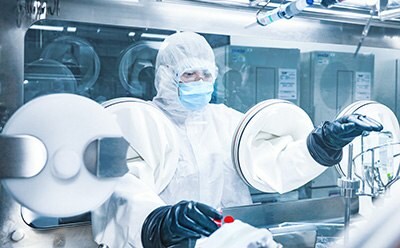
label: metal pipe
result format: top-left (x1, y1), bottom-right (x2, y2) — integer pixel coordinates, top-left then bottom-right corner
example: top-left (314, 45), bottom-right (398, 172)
top-left (379, 7), bottom-right (400, 21)
top-left (343, 143), bottom-right (354, 246)
top-left (344, 143), bottom-right (353, 228)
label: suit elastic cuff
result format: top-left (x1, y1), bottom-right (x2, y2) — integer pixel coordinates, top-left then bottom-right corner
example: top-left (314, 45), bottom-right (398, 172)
top-left (307, 132), bottom-right (343, 167)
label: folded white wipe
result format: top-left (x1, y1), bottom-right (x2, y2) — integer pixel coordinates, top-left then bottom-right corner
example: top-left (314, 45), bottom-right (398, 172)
top-left (196, 220), bottom-right (282, 248)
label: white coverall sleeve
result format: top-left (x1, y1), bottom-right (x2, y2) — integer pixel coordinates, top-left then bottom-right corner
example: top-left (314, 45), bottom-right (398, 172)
top-left (242, 132), bottom-right (326, 194)
top-left (92, 171), bottom-right (165, 248)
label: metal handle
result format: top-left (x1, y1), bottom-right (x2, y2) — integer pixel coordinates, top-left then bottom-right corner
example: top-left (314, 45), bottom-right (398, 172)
top-left (0, 134), bottom-right (47, 178)
top-left (83, 137), bottom-right (130, 178)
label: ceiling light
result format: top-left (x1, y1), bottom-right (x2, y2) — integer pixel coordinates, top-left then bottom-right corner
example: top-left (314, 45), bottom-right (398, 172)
top-left (141, 33), bottom-right (169, 40)
top-left (29, 25), bottom-right (64, 32)
top-left (66, 27), bottom-right (77, 32)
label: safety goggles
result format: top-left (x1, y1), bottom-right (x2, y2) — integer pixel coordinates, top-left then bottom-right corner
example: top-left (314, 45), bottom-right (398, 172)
top-left (177, 68), bottom-right (215, 83)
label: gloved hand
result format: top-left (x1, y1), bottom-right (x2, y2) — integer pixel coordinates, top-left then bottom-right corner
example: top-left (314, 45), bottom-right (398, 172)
top-left (141, 200), bottom-right (223, 248)
top-left (320, 0), bottom-right (341, 8)
top-left (307, 114), bottom-right (383, 166)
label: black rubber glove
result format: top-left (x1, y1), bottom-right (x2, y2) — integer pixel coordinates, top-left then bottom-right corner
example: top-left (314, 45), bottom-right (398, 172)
top-left (307, 114), bottom-right (383, 166)
top-left (320, 0), bottom-right (340, 8)
top-left (141, 200), bottom-right (223, 248)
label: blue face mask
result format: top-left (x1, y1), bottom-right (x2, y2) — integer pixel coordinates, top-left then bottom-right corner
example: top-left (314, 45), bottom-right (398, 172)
top-left (177, 80), bottom-right (214, 111)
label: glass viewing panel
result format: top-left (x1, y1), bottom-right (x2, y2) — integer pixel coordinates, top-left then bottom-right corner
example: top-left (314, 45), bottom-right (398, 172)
top-left (23, 19), bottom-right (372, 229)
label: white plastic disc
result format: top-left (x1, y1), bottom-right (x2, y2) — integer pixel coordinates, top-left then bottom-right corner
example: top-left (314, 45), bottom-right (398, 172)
top-left (102, 97), bottom-right (178, 194)
top-left (2, 94), bottom-right (123, 217)
top-left (232, 99), bottom-right (314, 192)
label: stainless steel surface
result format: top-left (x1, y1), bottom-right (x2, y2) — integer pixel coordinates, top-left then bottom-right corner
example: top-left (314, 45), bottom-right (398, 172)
top-left (273, 231), bottom-right (317, 248)
top-left (270, 222), bottom-right (345, 248)
top-left (0, 135), bottom-right (47, 178)
top-left (222, 196), bottom-right (358, 227)
top-left (20, 207), bottom-right (91, 229)
top-left (0, 1), bottom-right (28, 119)
top-left (222, 197), bottom-right (354, 247)
top-left (1, 183), bottom-right (97, 247)
top-left (271, 225), bottom-right (317, 248)
top-left (84, 137), bottom-right (129, 178)
top-left (1, 208), bottom-right (96, 248)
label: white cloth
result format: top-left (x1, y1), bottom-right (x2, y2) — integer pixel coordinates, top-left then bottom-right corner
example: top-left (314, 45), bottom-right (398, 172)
top-left (92, 31), bottom-right (327, 248)
top-left (195, 220), bottom-right (282, 248)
